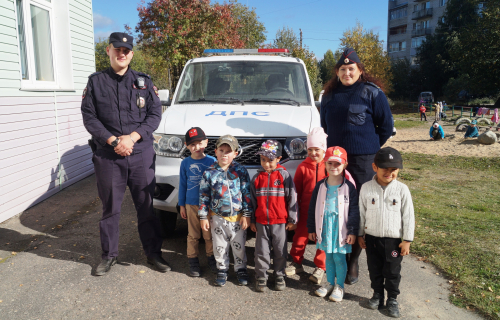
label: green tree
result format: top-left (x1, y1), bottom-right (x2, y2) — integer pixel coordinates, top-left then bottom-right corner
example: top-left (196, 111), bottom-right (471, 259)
top-left (94, 38), bottom-right (170, 89)
top-left (318, 49), bottom-right (335, 85)
top-left (389, 58), bottom-right (423, 101)
top-left (292, 46), bottom-right (321, 99)
top-left (448, 0), bottom-right (500, 97)
top-left (337, 21), bottom-right (392, 93)
top-left (94, 38), bottom-right (109, 72)
top-left (415, 0), bottom-right (499, 99)
top-left (271, 26), bottom-right (299, 51)
top-left (230, 0), bottom-right (266, 48)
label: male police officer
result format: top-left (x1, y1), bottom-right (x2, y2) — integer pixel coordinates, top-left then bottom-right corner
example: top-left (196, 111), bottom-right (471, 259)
top-left (81, 32), bottom-right (170, 275)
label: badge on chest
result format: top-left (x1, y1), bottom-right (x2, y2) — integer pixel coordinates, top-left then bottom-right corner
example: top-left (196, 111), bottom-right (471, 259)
top-left (137, 95), bottom-right (145, 108)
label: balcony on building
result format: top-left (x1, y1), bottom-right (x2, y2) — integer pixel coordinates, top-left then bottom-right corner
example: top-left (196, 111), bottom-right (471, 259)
top-left (389, 25), bottom-right (408, 36)
top-left (412, 7), bottom-right (433, 20)
top-left (411, 28), bottom-right (432, 37)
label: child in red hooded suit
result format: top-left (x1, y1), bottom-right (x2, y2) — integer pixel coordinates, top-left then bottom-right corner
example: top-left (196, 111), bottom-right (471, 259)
top-left (286, 127), bottom-right (356, 284)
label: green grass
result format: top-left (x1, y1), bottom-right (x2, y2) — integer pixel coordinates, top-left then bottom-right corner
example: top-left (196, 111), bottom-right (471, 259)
top-left (394, 119), bottom-right (426, 129)
top-left (401, 152), bottom-right (500, 319)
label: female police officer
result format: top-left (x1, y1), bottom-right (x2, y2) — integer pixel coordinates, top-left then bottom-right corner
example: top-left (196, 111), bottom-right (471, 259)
top-left (320, 48), bottom-right (393, 284)
top-left (81, 32), bottom-right (170, 275)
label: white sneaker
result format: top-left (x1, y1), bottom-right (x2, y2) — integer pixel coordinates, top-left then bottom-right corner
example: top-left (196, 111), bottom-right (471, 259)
top-left (329, 284), bottom-right (344, 302)
top-left (309, 267), bottom-right (325, 284)
top-left (315, 283), bottom-right (334, 297)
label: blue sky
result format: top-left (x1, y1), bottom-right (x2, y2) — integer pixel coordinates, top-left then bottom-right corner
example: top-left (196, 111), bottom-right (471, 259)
top-left (92, 0), bottom-right (389, 60)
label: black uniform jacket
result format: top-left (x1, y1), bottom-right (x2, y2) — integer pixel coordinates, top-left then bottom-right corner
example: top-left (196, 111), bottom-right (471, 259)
top-left (81, 67), bottom-right (162, 153)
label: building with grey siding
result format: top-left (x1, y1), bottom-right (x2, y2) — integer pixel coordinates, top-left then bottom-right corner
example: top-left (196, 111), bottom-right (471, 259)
top-left (0, 0), bottom-right (95, 223)
top-left (387, 0), bottom-right (448, 63)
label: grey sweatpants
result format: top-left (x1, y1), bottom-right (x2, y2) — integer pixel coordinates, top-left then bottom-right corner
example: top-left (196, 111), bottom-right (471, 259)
top-left (254, 223), bottom-right (287, 279)
top-left (210, 215), bottom-right (247, 272)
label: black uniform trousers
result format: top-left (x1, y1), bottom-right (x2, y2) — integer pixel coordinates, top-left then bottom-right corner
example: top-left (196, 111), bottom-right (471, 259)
top-left (346, 154), bottom-right (376, 274)
top-left (93, 146), bottom-right (162, 259)
top-left (365, 234), bottom-right (403, 299)
top-left (346, 154), bottom-right (376, 187)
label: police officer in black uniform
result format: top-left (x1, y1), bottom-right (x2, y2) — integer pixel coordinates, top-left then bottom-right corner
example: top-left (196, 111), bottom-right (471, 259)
top-left (81, 32), bottom-right (170, 275)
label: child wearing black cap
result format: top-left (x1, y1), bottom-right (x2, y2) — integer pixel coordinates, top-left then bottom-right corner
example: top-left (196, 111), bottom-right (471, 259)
top-left (179, 127), bottom-right (217, 277)
top-left (357, 147), bottom-right (415, 318)
top-left (250, 140), bottom-right (298, 292)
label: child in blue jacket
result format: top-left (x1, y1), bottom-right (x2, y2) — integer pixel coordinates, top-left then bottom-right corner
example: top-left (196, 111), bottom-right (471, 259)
top-left (429, 121), bottom-right (445, 140)
top-left (464, 120), bottom-right (479, 138)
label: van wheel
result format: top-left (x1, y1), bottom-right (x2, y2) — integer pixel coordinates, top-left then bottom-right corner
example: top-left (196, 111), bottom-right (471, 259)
top-left (154, 208), bottom-right (177, 238)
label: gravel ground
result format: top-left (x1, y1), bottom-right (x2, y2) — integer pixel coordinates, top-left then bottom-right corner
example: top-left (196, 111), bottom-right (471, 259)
top-left (0, 175), bottom-right (484, 320)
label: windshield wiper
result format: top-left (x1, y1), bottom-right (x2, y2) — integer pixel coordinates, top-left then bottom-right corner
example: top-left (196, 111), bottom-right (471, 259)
top-left (178, 98), bottom-right (244, 105)
top-left (246, 98), bottom-right (301, 106)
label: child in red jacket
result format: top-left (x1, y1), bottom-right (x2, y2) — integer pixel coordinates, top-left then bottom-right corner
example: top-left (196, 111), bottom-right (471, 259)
top-left (250, 140), bottom-right (298, 292)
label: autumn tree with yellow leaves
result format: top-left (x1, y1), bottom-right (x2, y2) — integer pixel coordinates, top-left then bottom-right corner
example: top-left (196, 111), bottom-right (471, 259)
top-left (334, 21), bottom-right (392, 93)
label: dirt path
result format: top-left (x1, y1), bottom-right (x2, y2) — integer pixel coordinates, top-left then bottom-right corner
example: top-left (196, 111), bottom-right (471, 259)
top-left (385, 121), bottom-right (500, 157)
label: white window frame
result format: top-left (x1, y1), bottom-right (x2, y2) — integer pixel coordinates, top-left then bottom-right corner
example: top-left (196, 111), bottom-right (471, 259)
top-left (14, 0), bottom-right (74, 91)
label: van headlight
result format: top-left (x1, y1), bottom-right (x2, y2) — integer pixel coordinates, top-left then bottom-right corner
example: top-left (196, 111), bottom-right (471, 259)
top-left (284, 137), bottom-right (307, 160)
top-left (153, 134), bottom-right (186, 157)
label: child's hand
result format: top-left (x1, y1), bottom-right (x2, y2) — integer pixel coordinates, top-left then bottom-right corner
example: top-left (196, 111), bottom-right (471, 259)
top-left (430, 138), bottom-right (434, 140)
top-left (358, 236), bottom-right (366, 249)
top-left (180, 206), bottom-right (187, 220)
top-left (308, 233), bottom-right (316, 242)
top-left (200, 219), bottom-right (210, 232)
top-left (240, 217), bottom-right (250, 230)
top-left (399, 241), bottom-right (411, 256)
top-left (346, 234), bottom-right (356, 245)
top-left (250, 223), bottom-right (257, 232)
top-left (286, 223), bottom-right (297, 231)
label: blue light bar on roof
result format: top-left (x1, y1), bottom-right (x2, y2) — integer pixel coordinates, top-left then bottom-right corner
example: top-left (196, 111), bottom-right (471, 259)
top-left (204, 49), bottom-right (234, 53)
top-left (203, 49), bottom-right (290, 55)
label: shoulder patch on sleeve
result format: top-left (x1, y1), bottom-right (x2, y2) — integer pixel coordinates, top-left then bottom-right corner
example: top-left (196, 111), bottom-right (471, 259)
top-left (88, 71), bottom-right (101, 78)
top-left (137, 72), bottom-right (151, 79)
top-left (82, 86), bottom-right (87, 99)
top-left (152, 85), bottom-right (159, 97)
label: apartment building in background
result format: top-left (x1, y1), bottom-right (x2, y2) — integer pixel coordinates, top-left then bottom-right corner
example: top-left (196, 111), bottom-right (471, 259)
top-left (387, 0), bottom-right (448, 63)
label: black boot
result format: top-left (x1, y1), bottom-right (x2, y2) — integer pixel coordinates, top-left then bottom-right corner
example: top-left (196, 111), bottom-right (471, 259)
top-left (346, 242), bottom-right (361, 284)
top-left (188, 257), bottom-right (201, 277)
top-left (207, 255), bottom-right (218, 274)
top-left (387, 298), bottom-right (400, 318)
top-left (367, 292), bottom-right (384, 310)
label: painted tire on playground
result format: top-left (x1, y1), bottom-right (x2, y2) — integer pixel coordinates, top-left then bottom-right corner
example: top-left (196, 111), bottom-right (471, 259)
top-left (476, 118), bottom-right (493, 126)
top-left (456, 124), bottom-right (468, 132)
top-left (454, 118), bottom-right (471, 125)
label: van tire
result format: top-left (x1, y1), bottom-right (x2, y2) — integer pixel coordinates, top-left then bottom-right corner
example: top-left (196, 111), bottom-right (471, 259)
top-left (154, 208), bottom-right (177, 238)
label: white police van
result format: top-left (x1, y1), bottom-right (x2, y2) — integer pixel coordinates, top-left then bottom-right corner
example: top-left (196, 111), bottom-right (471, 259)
top-left (153, 48), bottom-right (320, 235)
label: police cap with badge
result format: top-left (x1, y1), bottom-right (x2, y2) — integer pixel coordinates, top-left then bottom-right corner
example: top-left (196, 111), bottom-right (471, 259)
top-left (109, 32), bottom-right (134, 50)
top-left (337, 47), bottom-right (361, 65)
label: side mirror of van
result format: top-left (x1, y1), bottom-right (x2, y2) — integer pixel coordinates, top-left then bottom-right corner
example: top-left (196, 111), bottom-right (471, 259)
top-left (158, 90), bottom-right (171, 107)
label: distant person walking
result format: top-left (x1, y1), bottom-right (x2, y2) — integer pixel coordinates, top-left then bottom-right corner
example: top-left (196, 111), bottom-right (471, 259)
top-left (320, 48), bottom-right (393, 285)
top-left (434, 102), bottom-right (441, 122)
top-left (419, 104), bottom-right (427, 121)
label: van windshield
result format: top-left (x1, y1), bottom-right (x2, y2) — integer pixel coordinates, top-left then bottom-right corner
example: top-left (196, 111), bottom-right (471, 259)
top-left (175, 61), bottom-right (311, 106)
